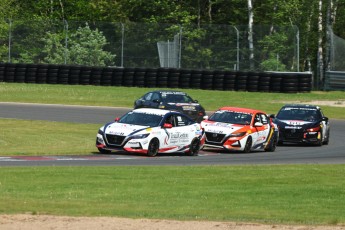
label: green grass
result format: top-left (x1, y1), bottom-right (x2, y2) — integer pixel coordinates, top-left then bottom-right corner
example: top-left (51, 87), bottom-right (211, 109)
top-left (0, 119), bottom-right (100, 156)
top-left (0, 82), bottom-right (344, 119)
top-left (0, 165), bottom-right (344, 225)
top-left (1, 82), bottom-right (345, 225)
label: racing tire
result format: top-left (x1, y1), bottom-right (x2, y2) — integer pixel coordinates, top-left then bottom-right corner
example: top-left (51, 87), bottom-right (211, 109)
top-left (186, 138), bottom-right (200, 156)
top-left (265, 134), bottom-right (277, 152)
top-left (323, 130), bottom-right (330, 145)
top-left (147, 138), bottom-right (159, 157)
top-left (98, 148), bottom-right (111, 154)
top-left (243, 137), bottom-right (252, 153)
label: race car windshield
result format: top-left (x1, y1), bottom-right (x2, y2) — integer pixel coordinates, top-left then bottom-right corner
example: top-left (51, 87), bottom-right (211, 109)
top-left (161, 94), bottom-right (194, 103)
top-left (276, 108), bottom-right (321, 121)
top-left (119, 112), bottom-right (163, 127)
top-left (208, 111), bottom-right (252, 125)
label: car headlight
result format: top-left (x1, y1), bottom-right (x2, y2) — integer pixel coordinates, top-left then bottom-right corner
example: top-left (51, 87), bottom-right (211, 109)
top-left (129, 133), bottom-right (150, 139)
top-left (98, 129), bottom-right (104, 135)
top-left (229, 132), bottom-right (246, 137)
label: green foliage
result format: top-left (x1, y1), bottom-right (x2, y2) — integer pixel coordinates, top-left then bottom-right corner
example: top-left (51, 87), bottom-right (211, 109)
top-left (42, 23), bottom-right (115, 66)
top-left (261, 54), bottom-right (287, 71)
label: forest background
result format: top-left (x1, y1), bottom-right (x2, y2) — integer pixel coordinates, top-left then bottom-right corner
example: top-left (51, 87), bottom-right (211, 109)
top-left (0, 0), bottom-right (343, 89)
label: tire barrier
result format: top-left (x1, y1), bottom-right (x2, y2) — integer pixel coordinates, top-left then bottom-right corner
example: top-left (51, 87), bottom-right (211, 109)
top-left (0, 63), bottom-right (314, 93)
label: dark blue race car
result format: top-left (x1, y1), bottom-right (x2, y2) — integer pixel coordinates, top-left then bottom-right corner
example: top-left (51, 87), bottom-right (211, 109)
top-left (273, 104), bottom-right (330, 146)
top-left (134, 90), bottom-right (206, 122)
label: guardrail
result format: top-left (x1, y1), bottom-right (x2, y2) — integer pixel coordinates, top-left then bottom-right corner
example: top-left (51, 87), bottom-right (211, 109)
top-left (325, 71), bottom-right (345, 91)
top-left (0, 63), bottom-right (313, 93)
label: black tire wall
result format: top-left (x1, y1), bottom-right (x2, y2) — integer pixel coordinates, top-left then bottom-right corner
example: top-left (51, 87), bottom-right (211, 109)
top-left (0, 63), bottom-right (313, 93)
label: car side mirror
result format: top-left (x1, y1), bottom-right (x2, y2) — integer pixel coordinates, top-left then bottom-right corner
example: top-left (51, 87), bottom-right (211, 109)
top-left (254, 122), bottom-right (263, 127)
top-left (322, 117), bottom-right (329, 122)
top-left (269, 114), bottom-right (275, 119)
top-left (203, 115), bottom-right (209, 120)
top-left (114, 117), bottom-right (120, 122)
top-left (193, 100), bottom-right (199, 103)
top-left (153, 99), bottom-right (160, 103)
top-left (163, 123), bottom-right (173, 128)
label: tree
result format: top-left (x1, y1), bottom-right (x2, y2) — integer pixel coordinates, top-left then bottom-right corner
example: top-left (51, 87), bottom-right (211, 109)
top-left (43, 23), bottom-right (115, 66)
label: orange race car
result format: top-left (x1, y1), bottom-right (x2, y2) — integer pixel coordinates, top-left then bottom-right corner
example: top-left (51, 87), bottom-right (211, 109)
top-left (201, 107), bottom-right (278, 153)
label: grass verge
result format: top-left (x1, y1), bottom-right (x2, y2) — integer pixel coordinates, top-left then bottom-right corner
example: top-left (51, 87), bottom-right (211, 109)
top-left (0, 83), bottom-right (344, 119)
top-left (0, 165), bottom-right (344, 225)
top-left (0, 119), bottom-right (100, 156)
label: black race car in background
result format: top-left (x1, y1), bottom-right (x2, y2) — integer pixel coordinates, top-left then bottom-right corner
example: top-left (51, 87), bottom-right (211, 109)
top-left (134, 90), bottom-right (206, 122)
top-left (273, 104), bottom-right (330, 146)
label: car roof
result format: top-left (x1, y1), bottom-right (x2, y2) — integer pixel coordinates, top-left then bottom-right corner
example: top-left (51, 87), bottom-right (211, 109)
top-left (281, 104), bottom-right (320, 110)
top-left (132, 108), bottom-right (176, 115)
top-left (218, 106), bottom-right (265, 114)
top-left (148, 90), bottom-right (186, 95)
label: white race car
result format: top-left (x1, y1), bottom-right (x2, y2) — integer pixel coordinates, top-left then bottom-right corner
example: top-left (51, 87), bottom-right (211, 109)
top-left (96, 108), bottom-right (205, 156)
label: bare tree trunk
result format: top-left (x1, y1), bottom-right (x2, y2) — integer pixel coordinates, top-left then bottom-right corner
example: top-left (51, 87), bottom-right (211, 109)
top-left (197, 0), bottom-right (201, 28)
top-left (208, 0), bottom-right (213, 23)
top-left (325, 0), bottom-right (334, 71)
top-left (248, 0), bottom-right (254, 70)
top-left (317, 0), bottom-right (324, 89)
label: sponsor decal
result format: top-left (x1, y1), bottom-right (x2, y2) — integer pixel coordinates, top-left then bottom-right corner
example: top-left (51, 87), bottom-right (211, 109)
top-left (207, 122), bottom-right (232, 127)
top-left (285, 126), bottom-right (302, 129)
top-left (108, 131), bottom-right (125, 135)
top-left (169, 132), bottom-right (190, 144)
top-left (182, 105), bottom-right (196, 111)
top-left (127, 142), bottom-right (140, 148)
top-left (282, 120), bottom-right (311, 126)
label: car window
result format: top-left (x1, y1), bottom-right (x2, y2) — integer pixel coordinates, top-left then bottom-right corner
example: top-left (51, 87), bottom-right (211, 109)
top-left (254, 114), bottom-right (261, 123)
top-left (161, 94), bottom-right (193, 103)
top-left (165, 115), bottom-right (176, 127)
top-left (143, 93), bottom-right (153, 100)
top-left (151, 92), bottom-right (161, 101)
top-left (260, 114), bottom-right (269, 124)
top-left (119, 112), bottom-right (163, 127)
top-left (277, 107), bottom-right (321, 121)
top-left (175, 115), bottom-right (192, 126)
top-left (209, 111), bottom-right (252, 125)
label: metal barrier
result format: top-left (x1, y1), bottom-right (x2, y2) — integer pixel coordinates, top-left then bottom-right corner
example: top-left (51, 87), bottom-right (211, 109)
top-left (325, 71), bottom-right (345, 91)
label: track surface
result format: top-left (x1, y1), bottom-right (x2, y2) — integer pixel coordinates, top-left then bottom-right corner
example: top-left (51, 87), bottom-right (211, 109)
top-left (1, 102), bottom-right (344, 166)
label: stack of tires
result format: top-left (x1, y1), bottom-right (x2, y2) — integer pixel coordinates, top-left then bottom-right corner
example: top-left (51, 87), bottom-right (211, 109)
top-left (223, 71), bottom-right (236, 91)
top-left (133, 68), bottom-right (146, 87)
top-left (157, 68), bottom-right (169, 88)
top-left (201, 70), bottom-right (214, 90)
top-left (167, 68), bottom-right (179, 88)
top-left (15, 63), bottom-right (27, 83)
top-left (247, 72), bottom-right (260, 92)
top-left (213, 70), bottom-right (224, 90)
top-left (0, 63), bottom-right (6, 82)
top-left (179, 69), bottom-right (192, 88)
top-left (0, 63), bottom-right (313, 93)
top-left (4, 63), bottom-right (16, 83)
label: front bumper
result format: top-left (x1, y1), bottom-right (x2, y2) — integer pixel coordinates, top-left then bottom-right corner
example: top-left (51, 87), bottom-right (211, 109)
top-left (278, 130), bottom-right (321, 144)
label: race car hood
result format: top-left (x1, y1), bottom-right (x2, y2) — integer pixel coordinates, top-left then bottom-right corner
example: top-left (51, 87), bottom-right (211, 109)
top-left (201, 121), bottom-right (244, 134)
top-left (274, 119), bottom-right (320, 129)
top-left (102, 122), bottom-right (150, 136)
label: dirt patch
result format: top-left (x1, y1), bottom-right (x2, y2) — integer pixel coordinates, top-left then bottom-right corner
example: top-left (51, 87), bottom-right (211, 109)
top-left (277, 100), bottom-right (345, 107)
top-left (0, 215), bottom-right (344, 230)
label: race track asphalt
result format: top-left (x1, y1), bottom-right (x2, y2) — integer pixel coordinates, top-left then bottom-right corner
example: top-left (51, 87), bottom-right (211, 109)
top-left (0, 102), bottom-right (344, 166)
